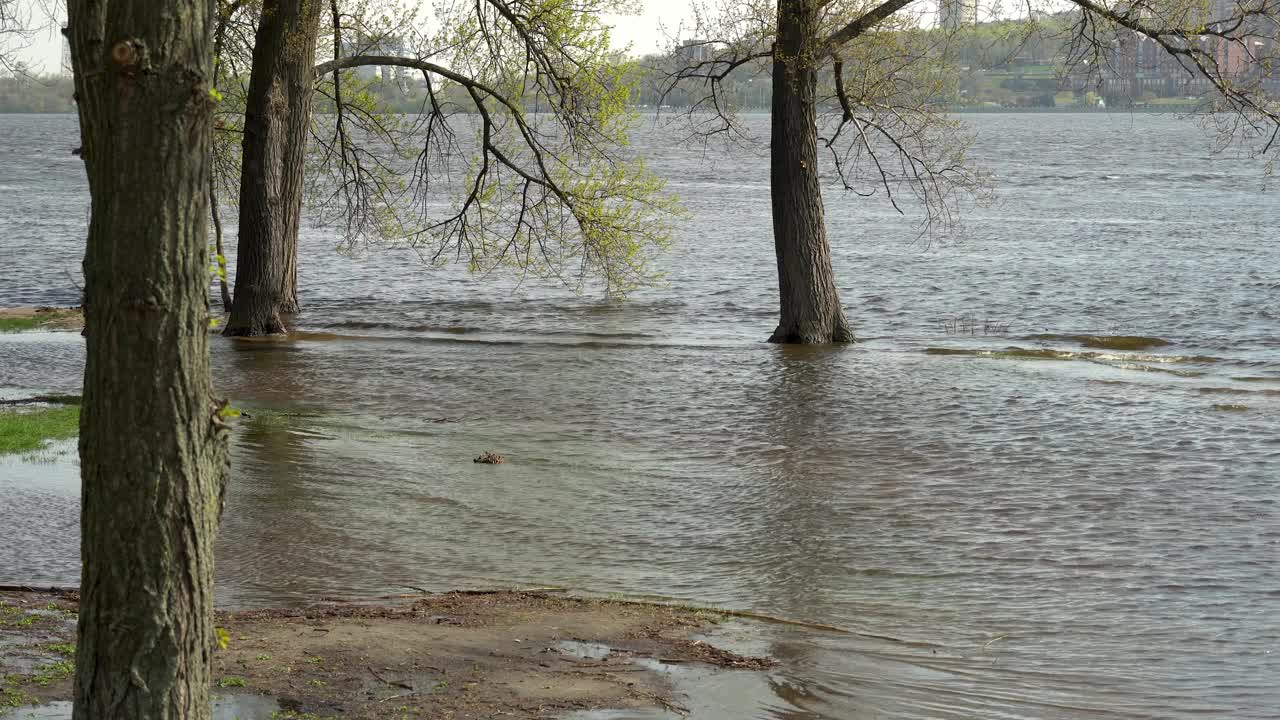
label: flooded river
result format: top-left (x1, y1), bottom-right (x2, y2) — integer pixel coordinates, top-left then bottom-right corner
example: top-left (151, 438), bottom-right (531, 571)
top-left (1, 113), bottom-right (1278, 718)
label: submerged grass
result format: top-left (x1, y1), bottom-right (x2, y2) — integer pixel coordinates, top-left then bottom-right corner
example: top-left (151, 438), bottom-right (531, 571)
top-left (0, 406), bottom-right (80, 455)
top-left (1026, 334), bottom-right (1172, 351)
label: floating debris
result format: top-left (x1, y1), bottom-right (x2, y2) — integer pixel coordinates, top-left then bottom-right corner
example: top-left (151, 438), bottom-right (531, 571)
top-left (473, 451), bottom-right (505, 465)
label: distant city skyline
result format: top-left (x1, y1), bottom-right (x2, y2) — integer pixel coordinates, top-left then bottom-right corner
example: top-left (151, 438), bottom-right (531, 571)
top-left (6, 1), bottom-right (1077, 76)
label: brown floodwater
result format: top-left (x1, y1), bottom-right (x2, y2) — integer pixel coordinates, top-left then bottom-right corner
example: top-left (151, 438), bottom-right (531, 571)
top-left (2, 113), bottom-right (1278, 718)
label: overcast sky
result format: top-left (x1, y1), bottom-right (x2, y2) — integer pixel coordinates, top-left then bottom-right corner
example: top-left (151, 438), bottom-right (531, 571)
top-left (7, 0), bottom-right (706, 74)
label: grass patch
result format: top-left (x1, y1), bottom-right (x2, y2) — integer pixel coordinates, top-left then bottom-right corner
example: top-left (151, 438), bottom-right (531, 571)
top-left (30, 659), bottom-right (74, 686)
top-left (0, 406), bottom-right (80, 455)
top-left (217, 676), bottom-right (247, 688)
top-left (44, 643), bottom-right (76, 656)
top-left (1, 686), bottom-right (35, 708)
top-left (0, 309), bottom-right (82, 333)
top-left (0, 317), bottom-right (39, 332)
top-left (0, 603), bottom-right (36, 628)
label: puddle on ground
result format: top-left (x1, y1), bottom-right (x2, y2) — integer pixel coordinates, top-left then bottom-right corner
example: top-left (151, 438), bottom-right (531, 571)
top-left (561, 709), bottom-right (680, 720)
top-left (556, 624), bottom-right (794, 720)
top-left (0, 695), bottom-right (281, 719)
top-left (557, 639), bottom-right (617, 660)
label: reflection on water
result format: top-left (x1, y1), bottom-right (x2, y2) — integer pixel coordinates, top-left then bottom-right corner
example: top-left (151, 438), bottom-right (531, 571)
top-left (2, 113), bottom-right (1278, 719)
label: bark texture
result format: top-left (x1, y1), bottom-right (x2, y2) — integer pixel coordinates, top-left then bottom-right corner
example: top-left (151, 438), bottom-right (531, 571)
top-left (768, 0), bottom-right (854, 344)
top-left (224, 0), bottom-right (321, 336)
top-left (67, 0), bottom-right (230, 718)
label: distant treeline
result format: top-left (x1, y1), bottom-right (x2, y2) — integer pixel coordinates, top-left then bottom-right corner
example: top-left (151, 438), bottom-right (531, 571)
top-left (0, 16), bottom-right (1185, 116)
top-left (0, 76), bottom-right (75, 113)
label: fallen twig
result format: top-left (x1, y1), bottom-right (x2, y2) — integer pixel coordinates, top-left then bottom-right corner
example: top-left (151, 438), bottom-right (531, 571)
top-left (369, 586), bottom-right (569, 600)
top-left (367, 665), bottom-right (413, 690)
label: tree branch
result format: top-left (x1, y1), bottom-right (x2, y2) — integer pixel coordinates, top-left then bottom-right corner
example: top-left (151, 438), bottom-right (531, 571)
top-left (823, 0), bottom-right (919, 53)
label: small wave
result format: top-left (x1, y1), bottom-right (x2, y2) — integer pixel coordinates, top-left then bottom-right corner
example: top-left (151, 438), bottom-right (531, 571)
top-left (1198, 387), bottom-right (1280, 397)
top-left (322, 319), bottom-right (656, 342)
top-left (390, 492), bottom-right (465, 508)
top-left (1107, 362), bottom-right (1205, 378)
top-left (227, 330), bottom-right (365, 343)
top-left (327, 320), bottom-right (475, 334)
top-left (925, 346), bottom-right (1218, 365)
top-left (931, 343), bottom-right (1218, 363)
top-left (228, 328), bottom-right (744, 352)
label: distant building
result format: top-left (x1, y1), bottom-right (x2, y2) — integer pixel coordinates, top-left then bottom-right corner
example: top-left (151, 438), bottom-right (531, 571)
top-left (676, 39), bottom-right (714, 64)
top-left (1103, 1), bottom-right (1280, 100)
top-left (339, 34), bottom-right (410, 83)
top-left (939, 0), bottom-right (978, 29)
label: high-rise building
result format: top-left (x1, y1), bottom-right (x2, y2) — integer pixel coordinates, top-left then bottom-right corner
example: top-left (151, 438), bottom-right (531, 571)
top-left (938, 0), bottom-right (978, 29)
top-left (676, 40), bottom-right (714, 64)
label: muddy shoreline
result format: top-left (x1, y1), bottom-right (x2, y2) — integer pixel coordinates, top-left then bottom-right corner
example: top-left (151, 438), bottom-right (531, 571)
top-left (0, 307), bottom-right (83, 332)
top-left (0, 588), bottom-right (774, 719)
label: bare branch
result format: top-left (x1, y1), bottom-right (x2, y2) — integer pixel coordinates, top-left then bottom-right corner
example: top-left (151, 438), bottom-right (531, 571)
top-left (823, 0), bottom-right (918, 52)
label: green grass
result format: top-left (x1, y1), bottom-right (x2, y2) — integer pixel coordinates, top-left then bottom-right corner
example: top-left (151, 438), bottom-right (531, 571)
top-left (30, 659), bottom-right (74, 686)
top-left (0, 309), bottom-right (81, 333)
top-left (0, 406), bottom-right (80, 455)
top-left (1, 686), bottom-right (34, 708)
top-left (0, 602), bottom-right (36, 628)
top-left (0, 317), bottom-right (39, 332)
top-left (217, 676), bottom-right (247, 688)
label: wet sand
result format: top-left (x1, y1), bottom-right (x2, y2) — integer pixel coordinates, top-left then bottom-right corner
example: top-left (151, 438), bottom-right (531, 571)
top-left (0, 588), bottom-right (773, 719)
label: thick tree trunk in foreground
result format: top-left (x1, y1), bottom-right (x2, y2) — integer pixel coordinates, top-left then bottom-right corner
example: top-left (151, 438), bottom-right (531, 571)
top-left (224, 0), bottom-right (320, 336)
top-left (768, 0), bottom-right (854, 344)
top-left (68, 0), bottom-right (230, 717)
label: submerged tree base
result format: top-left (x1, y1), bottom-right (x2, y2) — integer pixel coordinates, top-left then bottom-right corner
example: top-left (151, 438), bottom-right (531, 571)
top-left (0, 589), bottom-right (774, 719)
top-left (221, 313), bottom-right (289, 338)
top-left (767, 321), bottom-right (856, 345)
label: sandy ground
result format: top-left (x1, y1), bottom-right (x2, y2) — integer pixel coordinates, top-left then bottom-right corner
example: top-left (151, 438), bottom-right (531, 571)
top-left (0, 588), bottom-right (774, 719)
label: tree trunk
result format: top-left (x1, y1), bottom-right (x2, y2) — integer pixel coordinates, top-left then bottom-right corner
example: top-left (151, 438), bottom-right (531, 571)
top-left (210, 179), bottom-right (233, 310)
top-left (224, 0), bottom-right (320, 336)
top-left (768, 0), bottom-right (854, 344)
top-left (280, 227), bottom-right (299, 313)
top-left (67, 0), bottom-right (230, 717)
